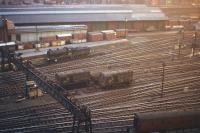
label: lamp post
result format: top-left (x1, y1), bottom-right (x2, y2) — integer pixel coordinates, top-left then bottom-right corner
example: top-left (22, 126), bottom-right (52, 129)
top-left (35, 25), bottom-right (40, 51)
top-left (178, 32), bottom-right (181, 56)
top-left (178, 30), bottom-right (181, 56)
top-left (177, 29), bottom-right (185, 57)
top-left (125, 18), bottom-right (128, 38)
top-left (192, 31), bottom-right (197, 57)
top-left (161, 62), bottom-right (166, 98)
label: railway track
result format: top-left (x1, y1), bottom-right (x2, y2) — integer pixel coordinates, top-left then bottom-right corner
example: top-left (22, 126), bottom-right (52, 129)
top-left (30, 32), bottom-right (200, 132)
top-left (1, 31), bottom-right (199, 133)
top-left (0, 95), bottom-right (75, 133)
top-left (0, 71), bottom-right (26, 98)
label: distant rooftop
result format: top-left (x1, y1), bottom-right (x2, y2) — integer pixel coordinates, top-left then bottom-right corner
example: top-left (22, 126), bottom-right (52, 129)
top-left (0, 4), bottom-right (168, 24)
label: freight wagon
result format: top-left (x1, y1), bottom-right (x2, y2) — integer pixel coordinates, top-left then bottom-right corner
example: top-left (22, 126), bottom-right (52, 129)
top-left (70, 32), bottom-right (87, 43)
top-left (87, 32), bottom-right (104, 42)
top-left (15, 28), bottom-right (126, 50)
top-left (101, 30), bottom-right (117, 40)
top-left (55, 69), bottom-right (133, 89)
top-left (115, 29), bottom-right (127, 38)
top-left (133, 111), bottom-right (200, 133)
top-left (55, 70), bottom-right (91, 88)
top-left (95, 69), bottom-right (133, 88)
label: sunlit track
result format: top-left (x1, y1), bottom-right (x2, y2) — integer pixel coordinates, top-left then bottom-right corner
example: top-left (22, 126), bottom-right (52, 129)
top-left (0, 95), bottom-right (75, 133)
top-left (39, 36), bottom-right (176, 70)
top-left (22, 32), bottom-right (199, 132)
top-left (38, 33), bottom-right (194, 82)
top-left (90, 85), bottom-right (199, 116)
top-left (75, 73), bottom-right (200, 107)
top-left (39, 32), bottom-right (192, 72)
top-left (84, 76), bottom-right (200, 110)
top-left (38, 35), bottom-right (177, 67)
top-left (38, 37), bottom-right (178, 81)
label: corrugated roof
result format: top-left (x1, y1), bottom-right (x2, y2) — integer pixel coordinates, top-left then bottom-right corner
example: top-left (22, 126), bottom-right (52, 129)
top-left (0, 10), bottom-right (133, 15)
top-left (11, 25), bottom-right (87, 33)
top-left (132, 13), bottom-right (167, 20)
top-left (0, 4), bottom-right (147, 11)
top-left (0, 4), bottom-right (168, 24)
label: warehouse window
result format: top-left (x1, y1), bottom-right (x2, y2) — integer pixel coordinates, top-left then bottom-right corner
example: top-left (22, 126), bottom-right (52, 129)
top-left (16, 34), bottom-right (21, 41)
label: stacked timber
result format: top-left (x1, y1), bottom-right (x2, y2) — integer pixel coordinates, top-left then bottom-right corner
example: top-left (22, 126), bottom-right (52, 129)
top-left (51, 41), bottom-right (58, 47)
top-left (40, 36), bottom-right (57, 43)
top-left (34, 43), bottom-right (41, 48)
top-left (40, 36), bottom-right (57, 47)
top-left (17, 44), bottom-right (24, 50)
top-left (55, 70), bottom-right (91, 87)
top-left (97, 69), bottom-right (133, 88)
top-left (56, 40), bottom-right (66, 46)
top-left (23, 43), bottom-right (34, 50)
top-left (115, 29), bottom-right (127, 38)
top-left (41, 42), bottom-right (50, 48)
top-left (56, 34), bottom-right (72, 45)
top-left (101, 30), bottom-right (117, 40)
top-left (71, 32), bottom-right (87, 43)
top-left (17, 43), bottom-right (33, 50)
top-left (87, 32), bottom-right (104, 42)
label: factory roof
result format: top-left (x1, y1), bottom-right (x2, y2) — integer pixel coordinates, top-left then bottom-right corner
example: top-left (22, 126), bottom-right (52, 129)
top-left (9, 25), bottom-right (87, 33)
top-left (0, 4), bottom-right (168, 24)
top-left (0, 42), bottom-right (15, 47)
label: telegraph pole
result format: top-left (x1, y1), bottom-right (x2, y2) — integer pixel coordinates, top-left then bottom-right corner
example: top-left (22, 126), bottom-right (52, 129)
top-left (178, 30), bottom-right (184, 57)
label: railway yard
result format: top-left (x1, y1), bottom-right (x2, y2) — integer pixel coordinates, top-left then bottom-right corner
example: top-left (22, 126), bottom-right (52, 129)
top-left (0, 31), bottom-right (200, 133)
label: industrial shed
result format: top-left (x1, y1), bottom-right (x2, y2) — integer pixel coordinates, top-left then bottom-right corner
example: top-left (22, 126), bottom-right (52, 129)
top-left (9, 25), bottom-right (87, 43)
top-left (7, 25), bottom-right (88, 49)
top-left (0, 4), bottom-right (168, 31)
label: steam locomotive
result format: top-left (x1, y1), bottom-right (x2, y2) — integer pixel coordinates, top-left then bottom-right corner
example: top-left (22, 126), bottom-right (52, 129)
top-left (47, 47), bottom-right (90, 62)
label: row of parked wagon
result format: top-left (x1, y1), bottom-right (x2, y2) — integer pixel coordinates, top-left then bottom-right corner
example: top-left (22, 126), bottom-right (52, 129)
top-left (17, 29), bottom-right (127, 50)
